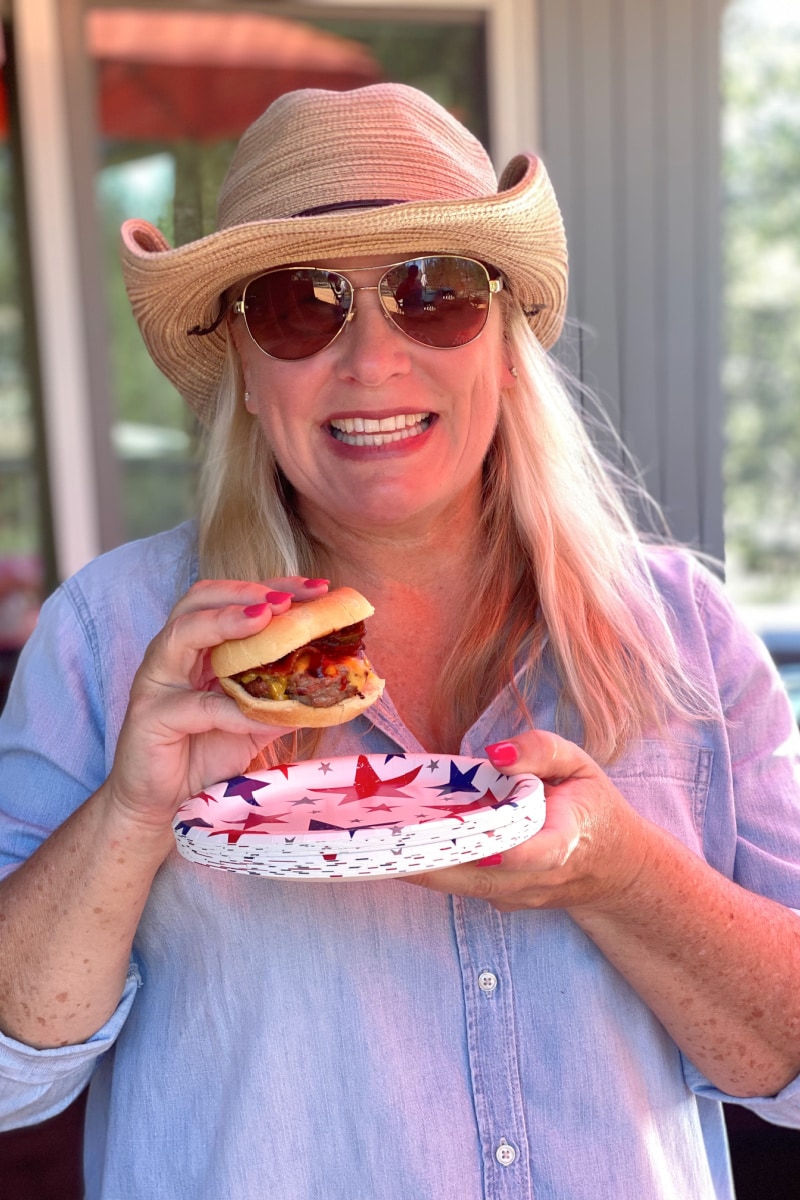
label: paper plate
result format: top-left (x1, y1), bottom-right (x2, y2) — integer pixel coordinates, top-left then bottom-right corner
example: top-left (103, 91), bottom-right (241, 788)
top-left (173, 753), bottom-right (545, 879)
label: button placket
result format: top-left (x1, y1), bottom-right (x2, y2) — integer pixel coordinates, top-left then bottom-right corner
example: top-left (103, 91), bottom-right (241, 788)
top-left (452, 896), bottom-right (532, 1196)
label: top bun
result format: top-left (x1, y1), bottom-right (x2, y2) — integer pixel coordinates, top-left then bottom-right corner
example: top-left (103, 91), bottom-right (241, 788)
top-left (211, 587), bottom-right (375, 679)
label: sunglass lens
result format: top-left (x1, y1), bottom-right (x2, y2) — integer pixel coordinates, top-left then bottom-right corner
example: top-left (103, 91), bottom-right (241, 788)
top-left (380, 257), bottom-right (492, 348)
top-left (243, 269), bottom-right (351, 360)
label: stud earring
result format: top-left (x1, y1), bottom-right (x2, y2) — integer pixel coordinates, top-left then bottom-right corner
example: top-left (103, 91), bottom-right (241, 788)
top-left (244, 390), bottom-right (250, 405)
top-left (509, 366), bottom-right (518, 378)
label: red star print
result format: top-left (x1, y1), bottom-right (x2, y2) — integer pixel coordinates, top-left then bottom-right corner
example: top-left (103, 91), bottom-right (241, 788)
top-left (422, 788), bottom-right (502, 820)
top-left (308, 754), bottom-right (423, 806)
top-left (209, 811), bottom-right (293, 841)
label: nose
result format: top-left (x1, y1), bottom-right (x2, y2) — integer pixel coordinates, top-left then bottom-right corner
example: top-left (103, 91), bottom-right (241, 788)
top-left (334, 285), bottom-right (412, 385)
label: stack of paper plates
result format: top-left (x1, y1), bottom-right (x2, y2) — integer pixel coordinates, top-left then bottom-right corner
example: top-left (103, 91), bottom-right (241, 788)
top-left (174, 753), bottom-right (545, 880)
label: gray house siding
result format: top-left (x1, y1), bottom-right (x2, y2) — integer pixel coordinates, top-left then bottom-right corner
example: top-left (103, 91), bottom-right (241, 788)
top-left (538, 0), bottom-right (727, 558)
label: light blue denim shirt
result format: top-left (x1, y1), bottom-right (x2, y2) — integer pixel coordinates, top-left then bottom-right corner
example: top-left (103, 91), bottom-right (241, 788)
top-left (1, 522), bottom-right (799, 1200)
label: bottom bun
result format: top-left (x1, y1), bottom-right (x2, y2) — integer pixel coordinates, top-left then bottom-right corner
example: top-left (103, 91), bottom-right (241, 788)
top-left (220, 669), bottom-right (385, 728)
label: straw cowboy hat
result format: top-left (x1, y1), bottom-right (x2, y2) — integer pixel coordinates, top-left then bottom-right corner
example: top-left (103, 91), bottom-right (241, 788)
top-left (120, 82), bottom-right (568, 423)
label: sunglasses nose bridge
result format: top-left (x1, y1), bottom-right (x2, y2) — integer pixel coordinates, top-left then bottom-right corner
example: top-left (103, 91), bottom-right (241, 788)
top-left (347, 283), bottom-right (398, 331)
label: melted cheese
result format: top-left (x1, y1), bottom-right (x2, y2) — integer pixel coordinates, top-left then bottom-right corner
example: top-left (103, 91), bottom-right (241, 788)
top-left (239, 655), bottom-right (370, 698)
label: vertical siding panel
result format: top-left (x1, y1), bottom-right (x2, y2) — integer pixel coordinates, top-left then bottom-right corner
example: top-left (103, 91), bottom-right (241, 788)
top-left (575, 0), bottom-right (622, 451)
top-left (537, 0), bottom-right (582, 379)
top-left (651, 0), bottom-right (670, 521)
top-left (538, 0), bottom-right (725, 555)
top-left (617, 0), bottom-right (662, 508)
top-left (661, 0), bottom-right (702, 544)
top-left (695, 0), bottom-right (726, 559)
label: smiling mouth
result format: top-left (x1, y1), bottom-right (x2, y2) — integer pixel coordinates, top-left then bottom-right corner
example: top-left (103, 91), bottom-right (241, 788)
top-left (328, 412), bottom-right (433, 447)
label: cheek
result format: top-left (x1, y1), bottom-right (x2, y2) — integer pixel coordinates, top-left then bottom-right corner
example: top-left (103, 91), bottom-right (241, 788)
top-left (469, 361), bottom-right (504, 428)
top-left (256, 403), bottom-right (298, 460)
top-left (253, 394), bottom-right (324, 488)
top-left (245, 367), bottom-right (312, 442)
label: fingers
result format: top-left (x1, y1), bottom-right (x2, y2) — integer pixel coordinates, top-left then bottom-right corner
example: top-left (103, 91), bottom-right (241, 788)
top-left (137, 684), bottom-right (293, 743)
top-left (111, 578), bottom-right (320, 820)
top-left (485, 729), bottom-right (597, 783)
top-left (143, 595), bottom-right (278, 687)
top-left (167, 575), bottom-right (328, 620)
top-left (404, 863), bottom-right (504, 900)
top-left (143, 576), bottom-right (329, 687)
top-left (264, 577), bottom-right (330, 600)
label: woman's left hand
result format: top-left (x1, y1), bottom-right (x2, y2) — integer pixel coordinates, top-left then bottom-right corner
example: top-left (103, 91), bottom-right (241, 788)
top-left (408, 729), bottom-right (800, 1097)
top-left (405, 730), bottom-right (647, 913)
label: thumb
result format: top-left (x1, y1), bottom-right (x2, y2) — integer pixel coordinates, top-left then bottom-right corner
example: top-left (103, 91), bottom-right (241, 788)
top-left (485, 730), bottom-right (595, 782)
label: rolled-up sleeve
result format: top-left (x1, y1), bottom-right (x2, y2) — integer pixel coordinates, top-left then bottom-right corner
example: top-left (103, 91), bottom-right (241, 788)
top-left (0, 962), bottom-right (141, 1130)
top-left (697, 564), bottom-right (800, 902)
top-left (0, 583), bottom-right (134, 1126)
top-left (0, 584), bottom-right (110, 873)
top-left (683, 1011), bottom-right (800, 1127)
top-left (685, 563), bottom-right (800, 1124)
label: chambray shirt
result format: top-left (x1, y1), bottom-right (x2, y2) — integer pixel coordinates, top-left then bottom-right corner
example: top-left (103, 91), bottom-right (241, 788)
top-left (1, 522), bottom-right (799, 1200)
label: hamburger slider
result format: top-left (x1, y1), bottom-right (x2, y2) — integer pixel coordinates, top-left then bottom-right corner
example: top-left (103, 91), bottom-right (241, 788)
top-left (211, 587), bottom-right (384, 728)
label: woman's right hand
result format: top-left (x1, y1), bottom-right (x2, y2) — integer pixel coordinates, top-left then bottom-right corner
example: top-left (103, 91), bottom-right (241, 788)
top-left (0, 577), bottom-right (333, 1050)
top-left (105, 576), bottom-right (328, 838)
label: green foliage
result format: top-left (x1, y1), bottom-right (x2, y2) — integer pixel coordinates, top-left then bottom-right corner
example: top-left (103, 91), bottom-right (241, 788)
top-left (723, 5), bottom-right (800, 596)
top-left (99, 153), bottom-right (185, 430)
top-left (0, 146), bottom-right (41, 558)
top-left (98, 149), bottom-right (201, 540)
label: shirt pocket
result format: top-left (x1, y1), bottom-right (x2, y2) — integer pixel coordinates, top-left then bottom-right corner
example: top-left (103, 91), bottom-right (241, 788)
top-left (606, 738), bottom-right (714, 852)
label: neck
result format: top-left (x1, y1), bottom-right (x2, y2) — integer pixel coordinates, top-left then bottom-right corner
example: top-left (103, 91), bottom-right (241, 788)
top-left (298, 491), bottom-right (485, 598)
top-left (300, 500), bottom-right (486, 753)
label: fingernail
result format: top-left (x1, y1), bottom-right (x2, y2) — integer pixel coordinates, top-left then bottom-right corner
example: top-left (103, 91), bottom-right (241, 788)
top-left (265, 590), bottom-right (293, 605)
top-left (485, 741), bottom-right (519, 767)
top-left (303, 577), bottom-right (329, 588)
top-left (477, 853), bottom-right (504, 867)
top-left (243, 602), bottom-right (268, 618)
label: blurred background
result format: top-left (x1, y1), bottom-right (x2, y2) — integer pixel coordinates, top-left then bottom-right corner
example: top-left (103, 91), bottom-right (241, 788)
top-left (0, 0), bottom-right (797, 1196)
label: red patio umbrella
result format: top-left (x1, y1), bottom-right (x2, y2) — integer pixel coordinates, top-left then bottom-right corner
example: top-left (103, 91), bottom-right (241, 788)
top-left (0, 9), bottom-right (382, 142)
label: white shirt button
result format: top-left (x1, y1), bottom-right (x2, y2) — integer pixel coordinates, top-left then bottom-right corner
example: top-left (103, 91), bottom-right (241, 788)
top-left (478, 970), bottom-right (498, 994)
top-left (495, 1138), bottom-right (517, 1166)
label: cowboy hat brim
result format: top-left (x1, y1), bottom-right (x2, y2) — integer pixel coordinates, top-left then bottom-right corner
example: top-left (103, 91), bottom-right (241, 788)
top-left (120, 153), bottom-right (567, 423)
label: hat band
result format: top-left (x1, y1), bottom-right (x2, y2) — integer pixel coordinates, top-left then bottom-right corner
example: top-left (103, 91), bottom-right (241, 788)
top-left (292, 198), bottom-right (405, 218)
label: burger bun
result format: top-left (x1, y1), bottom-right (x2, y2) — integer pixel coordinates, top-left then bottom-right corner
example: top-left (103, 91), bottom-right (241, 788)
top-left (212, 587), bottom-right (384, 728)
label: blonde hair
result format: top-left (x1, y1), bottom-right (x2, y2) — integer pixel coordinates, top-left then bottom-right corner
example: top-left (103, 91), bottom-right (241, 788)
top-left (198, 308), bottom-right (711, 763)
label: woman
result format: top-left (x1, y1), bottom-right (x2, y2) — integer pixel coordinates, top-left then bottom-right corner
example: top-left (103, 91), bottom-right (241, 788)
top-left (0, 83), bottom-right (799, 1200)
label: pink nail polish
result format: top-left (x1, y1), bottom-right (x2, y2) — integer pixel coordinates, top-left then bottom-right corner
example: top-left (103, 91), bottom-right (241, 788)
top-left (477, 853), bottom-right (504, 867)
top-left (265, 590), bottom-right (293, 605)
top-left (303, 577), bottom-right (329, 588)
top-left (485, 741), bottom-right (519, 767)
top-left (243, 602), bottom-right (268, 618)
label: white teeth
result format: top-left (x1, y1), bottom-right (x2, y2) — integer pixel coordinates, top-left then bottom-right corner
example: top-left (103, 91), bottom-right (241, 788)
top-left (329, 412), bottom-right (432, 447)
top-left (377, 414), bottom-right (413, 432)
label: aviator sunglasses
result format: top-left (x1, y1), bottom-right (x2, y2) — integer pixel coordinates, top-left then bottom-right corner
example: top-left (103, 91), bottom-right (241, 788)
top-left (232, 255), bottom-right (504, 361)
